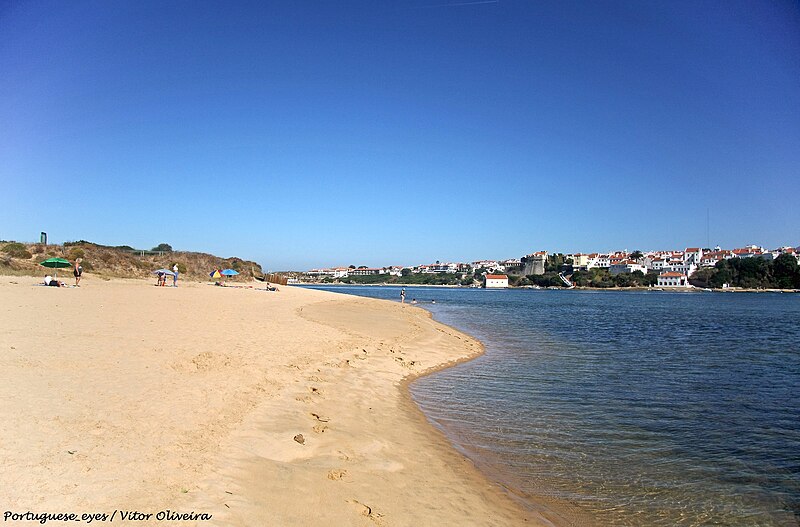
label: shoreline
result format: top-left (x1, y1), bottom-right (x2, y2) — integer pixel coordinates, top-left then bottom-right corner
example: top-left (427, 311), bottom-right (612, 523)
top-left (0, 275), bottom-right (564, 526)
top-left (395, 310), bottom-right (586, 526)
top-left (300, 282), bottom-right (800, 294)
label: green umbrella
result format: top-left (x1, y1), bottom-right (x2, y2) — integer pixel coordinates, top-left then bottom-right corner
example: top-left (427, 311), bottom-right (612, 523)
top-left (40, 257), bottom-right (71, 278)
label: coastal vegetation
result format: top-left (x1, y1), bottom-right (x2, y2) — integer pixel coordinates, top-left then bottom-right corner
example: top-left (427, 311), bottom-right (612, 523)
top-left (1, 242), bottom-right (32, 260)
top-left (326, 268), bottom-right (665, 289)
top-left (570, 269), bottom-right (658, 288)
top-left (691, 254), bottom-right (800, 289)
top-left (0, 240), bottom-right (263, 281)
top-left (507, 269), bottom-right (657, 288)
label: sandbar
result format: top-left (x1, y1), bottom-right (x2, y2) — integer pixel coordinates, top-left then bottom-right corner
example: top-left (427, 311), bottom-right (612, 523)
top-left (0, 276), bottom-right (562, 525)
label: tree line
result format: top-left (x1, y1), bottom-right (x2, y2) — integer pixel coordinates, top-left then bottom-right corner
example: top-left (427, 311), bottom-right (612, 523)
top-left (692, 253), bottom-right (800, 289)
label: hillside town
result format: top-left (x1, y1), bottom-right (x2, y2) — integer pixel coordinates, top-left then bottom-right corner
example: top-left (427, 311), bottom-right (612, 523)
top-left (300, 244), bottom-right (800, 289)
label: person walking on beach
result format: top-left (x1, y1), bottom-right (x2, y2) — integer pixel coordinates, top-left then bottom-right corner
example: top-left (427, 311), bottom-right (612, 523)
top-left (400, 288), bottom-right (406, 304)
top-left (172, 264), bottom-right (179, 287)
top-left (73, 258), bottom-right (83, 286)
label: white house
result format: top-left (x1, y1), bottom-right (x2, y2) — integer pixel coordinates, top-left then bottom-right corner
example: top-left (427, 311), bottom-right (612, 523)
top-left (387, 266), bottom-right (406, 277)
top-left (332, 267), bottom-right (350, 278)
top-left (349, 267), bottom-right (384, 276)
top-left (472, 260), bottom-right (499, 270)
top-left (484, 274), bottom-right (509, 288)
top-left (306, 268), bottom-right (338, 279)
top-left (594, 254), bottom-right (611, 268)
top-left (416, 262), bottom-right (459, 274)
top-left (664, 262), bottom-right (698, 277)
top-left (684, 247), bottom-right (704, 264)
top-left (700, 252), bottom-right (730, 267)
top-left (657, 271), bottom-right (690, 288)
top-left (609, 260), bottom-right (649, 276)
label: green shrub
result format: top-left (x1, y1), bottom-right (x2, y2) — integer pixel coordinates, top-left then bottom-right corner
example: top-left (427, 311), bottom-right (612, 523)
top-left (68, 248), bottom-right (85, 261)
top-left (2, 242), bottom-right (32, 259)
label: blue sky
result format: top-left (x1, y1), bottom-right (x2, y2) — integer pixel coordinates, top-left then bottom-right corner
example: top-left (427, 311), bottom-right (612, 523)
top-left (1, 1), bottom-right (798, 270)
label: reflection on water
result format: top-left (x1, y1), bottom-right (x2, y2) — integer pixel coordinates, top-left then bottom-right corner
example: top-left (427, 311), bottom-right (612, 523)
top-left (303, 286), bottom-right (800, 526)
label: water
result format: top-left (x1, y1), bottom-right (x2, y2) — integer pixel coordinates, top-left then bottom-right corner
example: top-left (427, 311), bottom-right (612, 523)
top-left (302, 285), bottom-right (800, 526)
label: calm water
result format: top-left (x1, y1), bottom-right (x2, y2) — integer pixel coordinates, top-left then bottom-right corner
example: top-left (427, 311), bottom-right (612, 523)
top-left (302, 285), bottom-right (800, 526)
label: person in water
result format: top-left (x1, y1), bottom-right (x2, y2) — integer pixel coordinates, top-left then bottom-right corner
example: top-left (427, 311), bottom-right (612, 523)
top-left (400, 288), bottom-right (406, 303)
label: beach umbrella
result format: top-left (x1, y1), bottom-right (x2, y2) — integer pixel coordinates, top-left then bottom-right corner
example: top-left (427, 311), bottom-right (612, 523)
top-left (220, 269), bottom-right (239, 276)
top-left (40, 257), bottom-right (71, 278)
top-left (153, 269), bottom-right (175, 276)
top-left (209, 269), bottom-right (222, 279)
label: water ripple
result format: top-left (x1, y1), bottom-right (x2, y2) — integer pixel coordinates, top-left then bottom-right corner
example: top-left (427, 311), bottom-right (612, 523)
top-left (306, 286), bottom-right (800, 526)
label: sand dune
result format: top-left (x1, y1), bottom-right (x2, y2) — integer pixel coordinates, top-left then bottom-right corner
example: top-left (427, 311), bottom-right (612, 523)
top-left (0, 276), bottom-right (557, 526)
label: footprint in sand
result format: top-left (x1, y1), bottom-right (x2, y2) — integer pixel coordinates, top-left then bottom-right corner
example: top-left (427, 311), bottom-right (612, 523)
top-left (307, 375), bottom-right (324, 382)
top-left (295, 395), bottom-right (312, 403)
top-left (325, 359), bottom-right (353, 368)
top-left (347, 500), bottom-right (384, 525)
top-left (309, 386), bottom-right (323, 396)
top-left (394, 357), bottom-right (418, 369)
top-left (327, 469), bottom-right (347, 480)
top-left (312, 424), bottom-right (328, 434)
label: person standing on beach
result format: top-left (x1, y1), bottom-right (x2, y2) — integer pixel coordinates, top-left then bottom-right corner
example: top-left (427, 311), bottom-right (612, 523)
top-left (73, 258), bottom-right (83, 286)
top-left (400, 288), bottom-right (406, 303)
top-left (172, 264), bottom-right (179, 287)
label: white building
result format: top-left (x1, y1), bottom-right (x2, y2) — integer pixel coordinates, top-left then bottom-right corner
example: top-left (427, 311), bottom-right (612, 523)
top-left (349, 267), bottom-right (384, 276)
top-left (332, 267), bottom-right (350, 278)
top-left (585, 253), bottom-right (602, 269)
top-left (700, 252), bottom-right (730, 267)
top-left (609, 260), bottom-right (649, 276)
top-left (387, 266), bottom-right (406, 277)
top-left (500, 259), bottom-right (523, 273)
top-left (306, 267), bottom-right (351, 279)
top-left (595, 254), bottom-right (610, 268)
top-left (306, 268), bottom-right (334, 278)
top-left (484, 274), bottom-right (509, 288)
top-left (664, 262), bottom-right (698, 277)
top-left (569, 253), bottom-right (591, 270)
top-left (417, 262), bottom-right (459, 274)
top-left (657, 271), bottom-right (690, 288)
top-left (684, 248), bottom-right (704, 264)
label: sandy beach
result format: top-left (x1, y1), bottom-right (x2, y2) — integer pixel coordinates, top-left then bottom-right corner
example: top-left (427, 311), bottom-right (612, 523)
top-left (0, 275), bottom-right (560, 526)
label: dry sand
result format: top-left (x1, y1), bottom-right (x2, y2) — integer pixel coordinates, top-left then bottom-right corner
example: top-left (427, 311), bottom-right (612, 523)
top-left (0, 276), bottom-right (562, 526)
